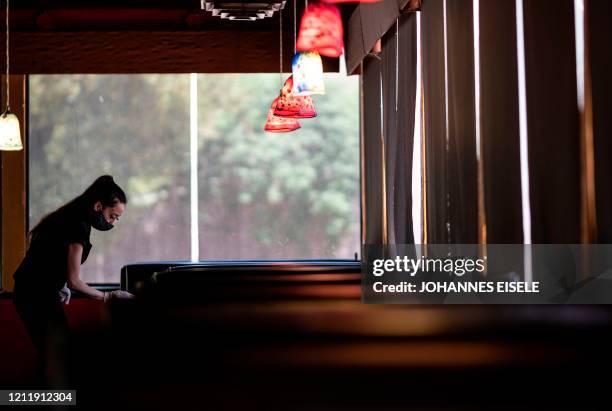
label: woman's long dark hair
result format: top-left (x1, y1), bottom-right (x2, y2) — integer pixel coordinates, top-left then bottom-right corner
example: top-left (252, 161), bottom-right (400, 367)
top-left (28, 175), bottom-right (127, 247)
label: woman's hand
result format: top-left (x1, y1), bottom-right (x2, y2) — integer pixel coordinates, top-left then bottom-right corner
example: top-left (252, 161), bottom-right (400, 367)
top-left (59, 283), bottom-right (71, 305)
top-left (66, 243), bottom-right (135, 302)
top-left (103, 290), bottom-right (135, 303)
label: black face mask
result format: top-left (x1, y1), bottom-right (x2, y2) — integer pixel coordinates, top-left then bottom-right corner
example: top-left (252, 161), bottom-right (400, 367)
top-left (91, 210), bottom-right (114, 231)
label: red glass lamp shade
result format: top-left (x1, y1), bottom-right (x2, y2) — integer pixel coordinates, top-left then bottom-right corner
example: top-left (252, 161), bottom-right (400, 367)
top-left (264, 98), bottom-right (301, 132)
top-left (274, 76), bottom-right (317, 118)
top-left (296, 3), bottom-right (344, 58)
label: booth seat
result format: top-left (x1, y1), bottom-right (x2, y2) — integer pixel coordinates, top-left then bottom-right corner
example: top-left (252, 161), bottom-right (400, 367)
top-left (0, 296), bottom-right (106, 387)
top-left (121, 260), bottom-right (361, 301)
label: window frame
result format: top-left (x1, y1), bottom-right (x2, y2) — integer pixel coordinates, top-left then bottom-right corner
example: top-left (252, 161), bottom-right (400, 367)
top-left (0, 75), bottom-right (28, 293)
top-left (0, 73), bottom-right (364, 290)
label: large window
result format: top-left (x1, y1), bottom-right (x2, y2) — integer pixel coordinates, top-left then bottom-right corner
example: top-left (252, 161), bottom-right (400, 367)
top-left (29, 74), bottom-right (360, 283)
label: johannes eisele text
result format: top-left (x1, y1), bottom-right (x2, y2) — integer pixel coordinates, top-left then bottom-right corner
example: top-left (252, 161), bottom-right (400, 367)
top-left (369, 256), bottom-right (540, 295)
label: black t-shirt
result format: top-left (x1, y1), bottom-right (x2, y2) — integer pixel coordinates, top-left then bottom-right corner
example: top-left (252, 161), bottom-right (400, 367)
top-left (14, 216), bottom-right (92, 292)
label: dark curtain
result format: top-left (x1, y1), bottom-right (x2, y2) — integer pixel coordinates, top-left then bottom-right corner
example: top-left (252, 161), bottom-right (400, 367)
top-left (362, 56), bottom-right (384, 245)
top-left (382, 24), bottom-right (398, 244)
top-left (479, 0), bottom-right (524, 243)
top-left (445, 0), bottom-right (478, 244)
top-left (395, 14), bottom-right (418, 244)
top-left (523, 0), bottom-right (581, 244)
top-left (362, 13), bottom-right (417, 246)
top-left (421, 0), bottom-right (447, 244)
top-left (421, 0), bottom-right (478, 244)
top-left (590, 0), bottom-right (612, 243)
top-left (360, 0), bottom-right (600, 247)
top-left (381, 15), bottom-right (418, 245)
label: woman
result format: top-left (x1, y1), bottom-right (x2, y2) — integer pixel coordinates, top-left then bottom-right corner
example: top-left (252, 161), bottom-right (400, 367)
top-left (12, 175), bottom-right (133, 386)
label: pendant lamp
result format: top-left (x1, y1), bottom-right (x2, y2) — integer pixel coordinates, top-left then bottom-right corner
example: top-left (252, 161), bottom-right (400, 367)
top-left (274, 75), bottom-right (317, 118)
top-left (291, 1), bottom-right (324, 96)
top-left (274, 1), bottom-right (319, 117)
top-left (0, 0), bottom-right (22, 151)
top-left (264, 6), bottom-right (301, 133)
top-left (296, 3), bottom-right (343, 58)
top-left (265, 98), bottom-right (301, 132)
top-left (292, 51), bottom-right (325, 96)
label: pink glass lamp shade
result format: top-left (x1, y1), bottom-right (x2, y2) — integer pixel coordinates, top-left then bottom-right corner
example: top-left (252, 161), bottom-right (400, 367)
top-left (264, 98), bottom-right (301, 132)
top-left (274, 76), bottom-right (317, 118)
top-left (292, 52), bottom-right (326, 96)
top-left (296, 3), bottom-right (344, 58)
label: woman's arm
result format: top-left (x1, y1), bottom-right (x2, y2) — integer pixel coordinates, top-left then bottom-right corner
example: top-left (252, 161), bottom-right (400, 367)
top-left (66, 243), bottom-right (106, 300)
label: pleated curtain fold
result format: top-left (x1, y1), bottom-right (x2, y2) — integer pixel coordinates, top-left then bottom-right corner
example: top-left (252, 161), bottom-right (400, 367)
top-left (362, 13), bottom-right (417, 246)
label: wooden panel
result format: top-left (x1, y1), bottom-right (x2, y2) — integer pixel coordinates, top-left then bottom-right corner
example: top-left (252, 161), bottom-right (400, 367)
top-left (1, 75), bottom-right (27, 292)
top-left (0, 31), bottom-right (339, 74)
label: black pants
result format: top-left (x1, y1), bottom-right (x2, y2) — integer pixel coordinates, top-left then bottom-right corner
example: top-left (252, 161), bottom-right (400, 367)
top-left (12, 282), bottom-right (72, 388)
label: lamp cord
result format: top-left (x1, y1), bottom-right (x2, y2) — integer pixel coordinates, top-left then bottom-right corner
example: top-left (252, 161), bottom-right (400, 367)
top-left (5, 0), bottom-right (9, 111)
top-left (279, 6), bottom-right (283, 89)
top-left (293, 0), bottom-right (296, 54)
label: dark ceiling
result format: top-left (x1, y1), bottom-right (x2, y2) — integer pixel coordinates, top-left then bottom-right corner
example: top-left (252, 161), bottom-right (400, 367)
top-left (9, 0), bottom-right (356, 32)
top-left (2, 1), bottom-right (354, 73)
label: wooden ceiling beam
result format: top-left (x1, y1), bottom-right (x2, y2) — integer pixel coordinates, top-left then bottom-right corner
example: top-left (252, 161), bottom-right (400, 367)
top-left (34, 10), bottom-right (194, 30)
top-left (0, 30), bottom-right (339, 73)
